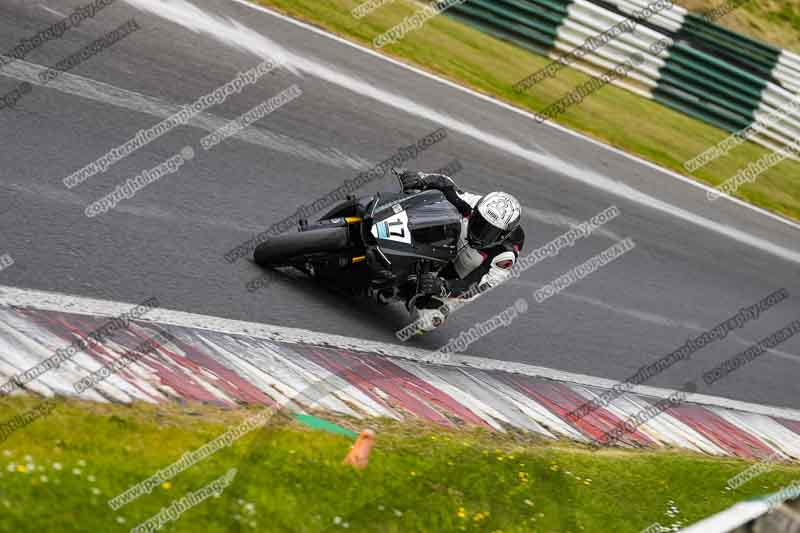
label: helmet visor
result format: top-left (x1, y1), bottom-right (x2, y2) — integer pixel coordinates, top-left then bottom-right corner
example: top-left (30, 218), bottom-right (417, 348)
top-left (468, 211), bottom-right (506, 248)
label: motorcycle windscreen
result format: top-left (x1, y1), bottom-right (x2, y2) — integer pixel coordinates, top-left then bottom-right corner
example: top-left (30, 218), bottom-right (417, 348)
top-left (406, 196), bottom-right (462, 247)
top-left (371, 190), bottom-right (462, 261)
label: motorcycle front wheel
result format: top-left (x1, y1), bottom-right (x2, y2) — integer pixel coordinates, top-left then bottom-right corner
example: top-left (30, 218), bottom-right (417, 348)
top-left (253, 227), bottom-right (350, 267)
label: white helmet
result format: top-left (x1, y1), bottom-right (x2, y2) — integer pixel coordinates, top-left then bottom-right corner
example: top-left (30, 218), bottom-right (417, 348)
top-left (468, 192), bottom-right (522, 249)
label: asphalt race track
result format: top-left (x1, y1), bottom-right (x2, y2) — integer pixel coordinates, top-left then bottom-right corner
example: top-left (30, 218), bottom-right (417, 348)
top-left (0, 0), bottom-right (798, 410)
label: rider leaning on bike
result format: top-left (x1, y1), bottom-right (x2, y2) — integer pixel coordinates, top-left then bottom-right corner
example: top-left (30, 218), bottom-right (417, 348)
top-left (396, 169), bottom-right (525, 332)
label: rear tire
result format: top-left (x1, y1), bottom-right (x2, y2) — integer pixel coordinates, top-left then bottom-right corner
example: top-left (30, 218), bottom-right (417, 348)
top-left (253, 227), bottom-right (350, 267)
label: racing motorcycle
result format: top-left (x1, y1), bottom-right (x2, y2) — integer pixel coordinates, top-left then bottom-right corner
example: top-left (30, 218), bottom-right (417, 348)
top-left (253, 170), bottom-right (461, 324)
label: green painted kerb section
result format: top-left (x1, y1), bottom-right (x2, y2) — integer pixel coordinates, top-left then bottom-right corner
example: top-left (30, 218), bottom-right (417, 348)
top-left (293, 413), bottom-right (360, 438)
top-left (448, 0), bottom-right (575, 51)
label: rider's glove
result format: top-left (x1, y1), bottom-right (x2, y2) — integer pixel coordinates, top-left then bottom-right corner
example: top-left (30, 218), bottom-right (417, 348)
top-left (419, 272), bottom-right (447, 296)
top-left (398, 170), bottom-right (426, 191)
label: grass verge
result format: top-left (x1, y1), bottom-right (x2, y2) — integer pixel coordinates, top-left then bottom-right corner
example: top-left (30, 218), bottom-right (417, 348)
top-left (1, 395), bottom-right (799, 532)
top-left (676, 0), bottom-right (800, 54)
top-left (252, 0), bottom-right (800, 223)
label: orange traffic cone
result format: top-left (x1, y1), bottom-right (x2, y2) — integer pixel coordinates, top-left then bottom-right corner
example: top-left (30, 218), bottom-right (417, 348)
top-left (343, 429), bottom-right (375, 470)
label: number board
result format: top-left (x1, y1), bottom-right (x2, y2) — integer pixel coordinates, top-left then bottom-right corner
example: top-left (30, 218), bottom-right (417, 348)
top-left (371, 210), bottom-right (412, 244)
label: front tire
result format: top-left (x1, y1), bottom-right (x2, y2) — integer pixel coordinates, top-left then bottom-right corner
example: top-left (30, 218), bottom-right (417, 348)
top-left (253, 227), bottom-right (350, 267)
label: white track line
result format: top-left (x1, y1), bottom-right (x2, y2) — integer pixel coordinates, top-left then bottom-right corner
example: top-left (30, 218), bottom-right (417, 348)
top-left (2, 284), bottom-right (800, 422)
top-left (522, 207), bottom-right (624, 241)
top-left (508, 280), bottom-right (800, 364)
top-left (38, 5), bottom-right (66, 17)
top-left (0, 55), bottom-right (368, 171)
top-left (122, 0), bottom-right (800, 266)
top-left (225, 0), bottom-right (800, 234)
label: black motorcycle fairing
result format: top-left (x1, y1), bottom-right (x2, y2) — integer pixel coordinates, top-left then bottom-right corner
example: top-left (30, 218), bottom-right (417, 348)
top-left (369, 189), bottom-right (462, 265)
top-left (255, 187), bottom-right (464, 307)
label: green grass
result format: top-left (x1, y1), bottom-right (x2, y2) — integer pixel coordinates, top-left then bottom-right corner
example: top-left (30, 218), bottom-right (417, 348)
top-left (677, 0), bottom-right (800, 53)
top-left (253, 0), bottom-right (800, 223)
top-left (1, 396), bottom-right (799, 532)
